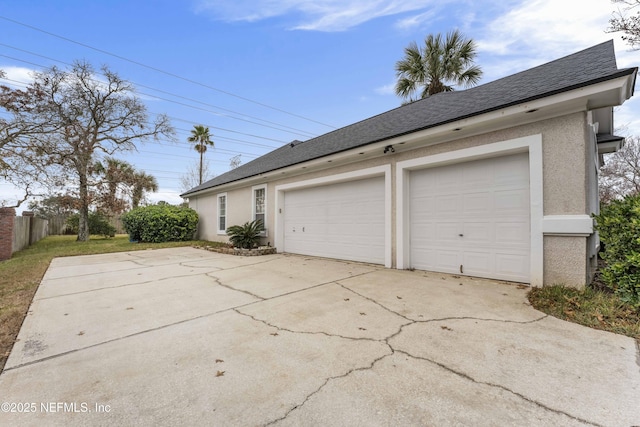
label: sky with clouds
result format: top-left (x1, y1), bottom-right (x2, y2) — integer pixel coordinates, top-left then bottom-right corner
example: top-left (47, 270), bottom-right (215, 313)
top-left (0, 0), bottom-right (638, 208)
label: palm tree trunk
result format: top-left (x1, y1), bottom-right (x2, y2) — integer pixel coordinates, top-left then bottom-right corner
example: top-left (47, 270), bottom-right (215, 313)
top-left (199, 148), bottom-right (203, 185)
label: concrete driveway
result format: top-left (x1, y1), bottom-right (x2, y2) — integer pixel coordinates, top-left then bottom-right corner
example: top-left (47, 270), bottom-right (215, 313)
top-left (0, 247), bottom-right (638, 426)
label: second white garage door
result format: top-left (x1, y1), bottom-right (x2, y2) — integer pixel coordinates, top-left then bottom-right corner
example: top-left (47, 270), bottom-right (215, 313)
top-left (283, 177), bottom-right (385, 264)
top-left (409, 153), bottom-right (530, 283)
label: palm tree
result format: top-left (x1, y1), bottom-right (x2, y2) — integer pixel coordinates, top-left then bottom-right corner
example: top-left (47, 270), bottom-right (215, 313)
top-left (94, 157), bottom-right (135, 215)
top-left (395, 30), bottom-right (482, 103)
top-left (187, 125), bottom-right (214, 185)
top-left (131, 171), bottom-right (158, 208)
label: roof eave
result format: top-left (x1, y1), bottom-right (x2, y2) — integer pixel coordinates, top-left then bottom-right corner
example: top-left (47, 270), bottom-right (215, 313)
top-left (183, 69), bottom-right (637, 198)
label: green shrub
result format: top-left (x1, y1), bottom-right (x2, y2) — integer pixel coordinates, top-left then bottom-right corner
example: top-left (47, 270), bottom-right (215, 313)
top-left (65, 212), bottom-right (116, 238)
top-left (226, 219), bottom-right (263, 249)
top-left (594, 195), bottom-right (640, 306)
top-left (121, 204), bottom-right (198, 243)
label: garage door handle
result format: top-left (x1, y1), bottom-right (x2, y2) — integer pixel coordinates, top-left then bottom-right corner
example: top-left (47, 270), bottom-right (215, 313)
top-left (458, 234), bottom-right (463, 237)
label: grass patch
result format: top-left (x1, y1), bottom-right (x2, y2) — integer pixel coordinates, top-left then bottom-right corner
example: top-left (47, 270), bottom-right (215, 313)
top-left (0, 234), bottom-right (224, 372)
top-left (528, 285), bottom-right (640, 340)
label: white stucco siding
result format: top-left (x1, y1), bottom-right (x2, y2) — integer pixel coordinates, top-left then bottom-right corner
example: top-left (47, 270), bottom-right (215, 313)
top-left (189, 112), bottom-right (595, 287)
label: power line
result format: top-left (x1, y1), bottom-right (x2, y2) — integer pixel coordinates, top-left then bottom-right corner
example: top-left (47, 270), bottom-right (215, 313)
top-left (0, 75), bottom-right (286, 153)
top-left (0, 43), bottom-right (318, 138)
top-left (0, 15), bottom-right (337, 129)
top-left (0, 50), bottom-right (314, 142)
top-left (158, 113), bottom-right (290, 143)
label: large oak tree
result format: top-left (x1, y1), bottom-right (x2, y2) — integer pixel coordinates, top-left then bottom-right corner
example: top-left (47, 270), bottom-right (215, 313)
top-left (0, 61), bottom-right (174, 241)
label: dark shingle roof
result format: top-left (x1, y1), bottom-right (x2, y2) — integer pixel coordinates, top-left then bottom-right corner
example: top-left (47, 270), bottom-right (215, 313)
top-left (182, 40), bottom-right (635, 196)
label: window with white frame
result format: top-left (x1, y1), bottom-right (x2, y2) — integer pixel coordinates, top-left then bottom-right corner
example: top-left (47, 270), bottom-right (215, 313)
top-left (217, 193), bottom-right (227, 234)
top-left (252, 185), bottom-right (266, 234)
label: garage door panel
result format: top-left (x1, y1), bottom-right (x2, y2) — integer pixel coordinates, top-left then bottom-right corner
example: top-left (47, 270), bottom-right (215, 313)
top-left (494, 156), bottom-right (530, 185)
top-left (409, 153), bottom-right (530, 283)
top-left (434, 168), bottom-right (461, 190)
top-left (434, 250), bottom-right (460, 271)
top-left (462, 222), bottom-right (493, 243)
top-left (495, 190), bottom-right (529, 212)
top-left (463, 192), bottom-right (492, 215)
top-left (462, 250), bottom-right (493, 275)
top-left (495, 252), bottom-right (530, 279)
top-left (434, 195), bottom-right (459, 215)
top-left (495, 222), bottom-right (529, 245)
top-left (463, 165), bottom-right (493, 189)
top-left (284, 177), bottom-right (385, 264)
top-left (434, 222), bottom-right (459, 241)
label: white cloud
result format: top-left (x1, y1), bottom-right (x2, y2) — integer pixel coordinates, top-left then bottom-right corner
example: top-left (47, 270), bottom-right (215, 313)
top-left (467, 0), bottom-right (640, 99)
top-left (194, 0), bottom-right (439, 31)
top-left (394, 9), bottom-right (437, 31)
top-left (147, 189), bottom-right (186, 206)
top-left (476, 0), bottom-right (622, 59)
top-left (0, 66), bottom-right (36, 88)
top-left (375, 82), bottom-right (396, 95)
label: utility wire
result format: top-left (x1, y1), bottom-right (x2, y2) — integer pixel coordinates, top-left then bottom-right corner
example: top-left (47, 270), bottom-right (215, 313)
top-left (0, 15), bottom-right (337, 129)
top-left (0, 52), bottom-right (314, 140)
top-left (0, 73), bottom-right (287, 147)
top-left (0, 43), bottom-right (318, 138)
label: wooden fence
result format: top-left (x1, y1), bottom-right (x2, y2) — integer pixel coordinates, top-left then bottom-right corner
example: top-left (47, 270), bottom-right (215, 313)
top-left (12, 215), bottom-right (48, 253)
top-left (48, 215), bottom-right (69, 235)
top-left (0, 210), bottom-right (126, 261)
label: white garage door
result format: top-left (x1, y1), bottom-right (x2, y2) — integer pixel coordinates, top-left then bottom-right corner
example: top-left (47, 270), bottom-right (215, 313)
top-left (283, 177), bottom-right (385, 264)
top-left (410, 153), bottom-right (530, 283)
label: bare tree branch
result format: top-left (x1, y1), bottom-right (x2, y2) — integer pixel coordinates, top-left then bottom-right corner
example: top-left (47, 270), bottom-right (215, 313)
top-left (0, 61), bottom-right (175, 239)
top-left (600, 135), bottom-right (640, 203)
top-left (607, 0), bottom-right (640, 49)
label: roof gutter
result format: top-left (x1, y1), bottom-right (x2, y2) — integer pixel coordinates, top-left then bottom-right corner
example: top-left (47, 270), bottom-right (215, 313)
top-left (183, 70), bottom-right (637, 198)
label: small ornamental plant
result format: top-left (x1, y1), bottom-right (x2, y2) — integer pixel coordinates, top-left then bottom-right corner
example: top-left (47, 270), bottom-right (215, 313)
top-left (226, 219), bottom-right (264, 249)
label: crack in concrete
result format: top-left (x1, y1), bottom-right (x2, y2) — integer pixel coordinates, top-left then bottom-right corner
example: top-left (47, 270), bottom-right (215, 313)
top-left (197, 255), bottom-right (286, 272)
top-left (13, 249), bottom-right (610, 426)
top-left (394, 349), bottom-right (603, 427)
top-left (40, 264), bottom-right (150, 281)
top-left (336, 282), bottom-right (413, 322)
top-left (264, 350), bottom-right (394, 426)
top-left (233, 309), bottom-right (384, 344)
top-left (337, 281), bottom-right (548, 326)
top-left (3, 305), bottom-right (247, 372)
top-left (420, 314), bottom-right (549, 325)
top-left (235, 295), bottom-right (563, 426)
top-left (36, 271), bottom-right (221, 301)
top-left (13, 273), bottom-right (378, 371)
top-left (226, 270), bottom-right (382, 310)
top-left (209, 276), bottom-right (265, 301)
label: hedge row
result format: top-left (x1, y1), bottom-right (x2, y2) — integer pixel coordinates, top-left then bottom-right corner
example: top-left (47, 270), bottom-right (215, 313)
top-left (594, 195), bottom-right (640, 307)
top-left (122, 205), bottom-right (198, 243)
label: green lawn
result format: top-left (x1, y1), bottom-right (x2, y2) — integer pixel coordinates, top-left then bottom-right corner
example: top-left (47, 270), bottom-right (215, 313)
top-left (0, 234), bottom-right (223, 372)
top-left (528, 285), bottom-right (640, 340)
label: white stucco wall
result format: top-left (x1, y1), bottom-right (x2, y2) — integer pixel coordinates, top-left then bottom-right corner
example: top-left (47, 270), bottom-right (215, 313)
top-left (188, 111), bottom-right (594, 287)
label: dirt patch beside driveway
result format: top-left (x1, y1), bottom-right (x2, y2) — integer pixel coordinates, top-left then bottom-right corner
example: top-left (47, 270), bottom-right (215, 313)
top-left (0, 248), bottom-right (638, 426)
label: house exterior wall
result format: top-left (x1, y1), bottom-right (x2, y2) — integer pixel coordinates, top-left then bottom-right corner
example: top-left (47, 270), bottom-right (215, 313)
top-left (189, 194), bottom-right (217, 241)
top-left (544, 236), bottom-right (588, 285)
top-left (188, 111), bottom-right (594, 287)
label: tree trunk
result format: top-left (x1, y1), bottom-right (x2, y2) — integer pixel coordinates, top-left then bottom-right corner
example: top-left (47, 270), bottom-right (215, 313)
top-left (77, 162), bottom-right (90, 242)
top-left (199, 149), bottom-right (203, 185)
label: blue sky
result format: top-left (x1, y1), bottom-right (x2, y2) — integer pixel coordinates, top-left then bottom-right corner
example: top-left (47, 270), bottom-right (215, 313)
top-left (1, 0), bottom-right (638, 207)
